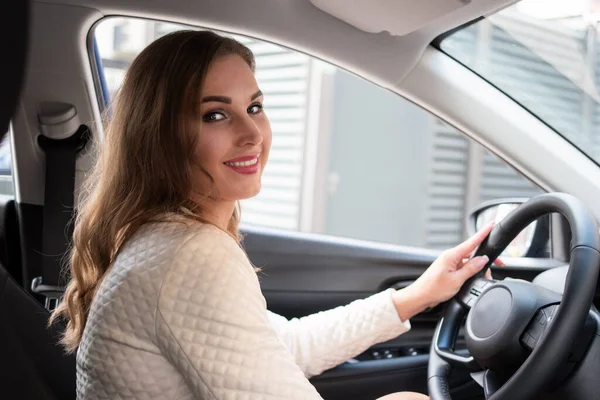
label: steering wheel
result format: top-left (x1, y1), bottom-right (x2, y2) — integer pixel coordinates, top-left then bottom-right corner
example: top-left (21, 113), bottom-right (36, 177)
top-left (427, 193), bottom-right (600, 399)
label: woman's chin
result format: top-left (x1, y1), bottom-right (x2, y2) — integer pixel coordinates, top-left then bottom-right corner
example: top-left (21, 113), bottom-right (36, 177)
top-left (231, 183), bottom-right (262, 201)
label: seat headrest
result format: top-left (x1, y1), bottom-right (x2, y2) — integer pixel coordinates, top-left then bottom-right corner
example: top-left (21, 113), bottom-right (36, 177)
top-left (0, 1), bottom-right (30, 140)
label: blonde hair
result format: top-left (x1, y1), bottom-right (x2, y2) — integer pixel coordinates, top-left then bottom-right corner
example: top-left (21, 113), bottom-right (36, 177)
top-left (49, 30), bottom-right (256, 353)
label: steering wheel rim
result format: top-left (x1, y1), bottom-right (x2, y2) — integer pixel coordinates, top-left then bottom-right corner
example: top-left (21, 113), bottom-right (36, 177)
top-left (427, 193), bottom-right (600, 400)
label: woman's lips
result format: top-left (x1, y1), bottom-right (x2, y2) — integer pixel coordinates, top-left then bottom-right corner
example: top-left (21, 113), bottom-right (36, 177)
top-left (224, 154), bottom-right (260, 175)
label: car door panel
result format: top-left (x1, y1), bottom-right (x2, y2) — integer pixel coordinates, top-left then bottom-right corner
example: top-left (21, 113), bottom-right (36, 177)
top-left (311, 355), bottom-right (430, 400)
top-left (243, 226), bottom-right (439, 293)
top-left (311, 359), bottom-right (482, 400)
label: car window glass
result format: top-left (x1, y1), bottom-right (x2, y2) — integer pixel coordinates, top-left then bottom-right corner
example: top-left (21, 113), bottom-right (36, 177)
top-left (94, 17), bottom-right (544, 250)
top-left (440, 0), bottom-right (600, 167)
top-left (0, 135), bottom-right (14, 195)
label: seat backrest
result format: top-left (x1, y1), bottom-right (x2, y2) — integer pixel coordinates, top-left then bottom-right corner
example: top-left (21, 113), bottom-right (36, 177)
top-left (0, 0), bottom-right (29, 135)
top-left (0, 264), bottom-right (76, 399)
top-left (0, 195), bottom-right (23, 285)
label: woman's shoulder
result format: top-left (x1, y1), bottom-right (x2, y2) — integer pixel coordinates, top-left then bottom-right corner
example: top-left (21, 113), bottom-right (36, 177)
top-left (119, 214), bottom-right (249, 274)
top-left (92, 216), bottom-right (252, 317)
top-left (121, 215), bottom-right (223, 255)
top-left (167, 220), bottom-right (251, 275)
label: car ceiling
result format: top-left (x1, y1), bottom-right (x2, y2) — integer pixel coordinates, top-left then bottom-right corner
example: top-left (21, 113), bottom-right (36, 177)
top-left (34, 0), bottom-right (518, 89)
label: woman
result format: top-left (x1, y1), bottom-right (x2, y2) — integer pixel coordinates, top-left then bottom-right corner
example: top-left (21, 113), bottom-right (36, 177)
top-left (51, 30), bottom-right (497, 399)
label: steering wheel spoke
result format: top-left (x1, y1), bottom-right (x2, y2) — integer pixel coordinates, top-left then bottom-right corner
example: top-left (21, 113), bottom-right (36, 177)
top-left (433, 300), bottom-right (482, 371)
top-left (471, 368), bottom-right (511, 399)
top-left (435, 346), bottom-right (480, 371)
top-left (482, 369), bottom-right (508, 399)
top-left (457, 277), bottom-right (495, 309)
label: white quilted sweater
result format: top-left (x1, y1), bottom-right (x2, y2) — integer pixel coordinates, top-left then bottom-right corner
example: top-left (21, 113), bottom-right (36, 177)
top-left (76, 218), bottom-right (411, 399)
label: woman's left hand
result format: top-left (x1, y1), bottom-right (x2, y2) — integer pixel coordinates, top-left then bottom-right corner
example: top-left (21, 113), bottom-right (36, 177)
top-left (392, 222), bottom-right (503, 321)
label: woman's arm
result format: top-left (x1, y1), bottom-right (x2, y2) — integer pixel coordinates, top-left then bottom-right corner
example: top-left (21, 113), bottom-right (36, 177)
top-left (266, 289), bottom-right (411, 378)
top-left (267, 222), bottom-right (497, 378)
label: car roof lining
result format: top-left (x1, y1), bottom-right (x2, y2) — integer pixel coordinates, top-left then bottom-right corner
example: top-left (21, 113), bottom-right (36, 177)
top-left (308, 0), bottom-right (515, 37)
top-left (33, 0), bottom-right (519, 89)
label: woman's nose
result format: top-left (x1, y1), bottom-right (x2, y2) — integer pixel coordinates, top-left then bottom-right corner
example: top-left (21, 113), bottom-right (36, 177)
top-left (236, 116), bottom-right (263, 146)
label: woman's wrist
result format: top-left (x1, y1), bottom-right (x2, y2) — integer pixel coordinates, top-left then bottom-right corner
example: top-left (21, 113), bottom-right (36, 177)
top-left (391, 284), bottom-right (432, 322)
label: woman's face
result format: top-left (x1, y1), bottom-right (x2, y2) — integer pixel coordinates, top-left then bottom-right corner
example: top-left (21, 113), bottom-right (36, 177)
top-left (193, 54), bottom-right (272, 202)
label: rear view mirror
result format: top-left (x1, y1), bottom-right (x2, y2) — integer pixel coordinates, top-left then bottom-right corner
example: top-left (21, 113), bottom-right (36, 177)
top-left (468, 198), bottom-right (551, 258)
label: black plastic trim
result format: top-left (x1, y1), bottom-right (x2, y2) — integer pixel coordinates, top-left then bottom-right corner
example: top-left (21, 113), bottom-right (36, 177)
top-left (430, 16), bottom-right (483, 49)
top-left (312, 354), bottom-right (428, 381)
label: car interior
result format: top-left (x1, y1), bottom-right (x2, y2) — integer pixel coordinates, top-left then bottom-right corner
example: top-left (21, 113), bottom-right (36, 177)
top-left (3, 0), bottom-right (600, 399)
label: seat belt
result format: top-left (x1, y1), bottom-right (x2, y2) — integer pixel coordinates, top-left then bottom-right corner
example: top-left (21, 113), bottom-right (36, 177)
top-left (31, 103), bottom-right (89, 311)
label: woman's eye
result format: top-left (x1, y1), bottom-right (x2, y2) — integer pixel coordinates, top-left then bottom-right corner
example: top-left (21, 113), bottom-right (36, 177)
top-left (202, 112), bottom-right (226, 123)
top-left (248, 103), bottom-right (264, 115)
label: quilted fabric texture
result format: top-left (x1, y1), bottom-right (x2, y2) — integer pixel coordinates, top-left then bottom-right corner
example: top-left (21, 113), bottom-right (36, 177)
top-left (77, 218), bottom-right (411, 399)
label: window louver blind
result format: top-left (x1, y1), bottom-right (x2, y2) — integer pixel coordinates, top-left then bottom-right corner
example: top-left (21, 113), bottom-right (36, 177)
top-left (479, 152), bottom-right (542, 201)
top-left (490, 13), bottom-right (586, 145)
top-left (426, 121), bottom-right (470, 249)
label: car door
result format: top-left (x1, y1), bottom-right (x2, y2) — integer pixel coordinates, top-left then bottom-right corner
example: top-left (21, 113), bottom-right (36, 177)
top-left (241, 225), bottom-right (567, 400)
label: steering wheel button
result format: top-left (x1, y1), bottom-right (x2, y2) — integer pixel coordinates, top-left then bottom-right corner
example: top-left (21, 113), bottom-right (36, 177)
top-left (521, 333), bottom-right (536, 350)
top-left (535, 312), bottom-right (543, 322)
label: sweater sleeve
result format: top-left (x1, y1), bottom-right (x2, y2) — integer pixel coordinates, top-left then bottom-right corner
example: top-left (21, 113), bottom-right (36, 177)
top-left (154, 227), bottom-right (324, 399)
top-left (266, 289), bottom-right (411, 378)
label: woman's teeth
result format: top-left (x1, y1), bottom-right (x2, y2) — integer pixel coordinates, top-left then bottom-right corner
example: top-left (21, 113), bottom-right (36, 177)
top-left (225, 157), bottom-right (259, 167)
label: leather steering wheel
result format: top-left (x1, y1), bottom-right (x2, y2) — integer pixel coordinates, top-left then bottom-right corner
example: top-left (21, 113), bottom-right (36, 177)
top-left (427, 193), bottom-right (600, 399)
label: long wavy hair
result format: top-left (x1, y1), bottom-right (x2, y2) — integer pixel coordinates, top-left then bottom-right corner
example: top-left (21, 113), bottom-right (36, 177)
top-left (49, 30), bottom-right (256, 353)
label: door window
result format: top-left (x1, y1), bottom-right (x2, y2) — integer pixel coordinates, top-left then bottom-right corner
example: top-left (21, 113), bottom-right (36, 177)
top-left (94, 17), bottom-right (543, 249)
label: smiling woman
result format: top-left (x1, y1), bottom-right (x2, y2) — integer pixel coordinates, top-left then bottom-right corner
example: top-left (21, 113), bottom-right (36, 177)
top-left (51, 31), bottom-right (262, 350)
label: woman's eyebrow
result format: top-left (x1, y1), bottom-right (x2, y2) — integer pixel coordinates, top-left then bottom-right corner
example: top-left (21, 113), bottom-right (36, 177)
top-left (201, 90), bottom-right (262, 104)
top-left (201, 95), bottom-right (231, 104)
top-left (251, 90), bottom-right (263, 101)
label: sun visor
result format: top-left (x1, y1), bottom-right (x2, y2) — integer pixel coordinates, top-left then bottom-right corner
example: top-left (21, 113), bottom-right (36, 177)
top-left (309, 0), bottom-right (476, 36)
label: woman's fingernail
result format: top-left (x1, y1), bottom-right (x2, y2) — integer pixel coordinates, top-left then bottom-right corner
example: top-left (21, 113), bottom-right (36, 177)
top-left (480, 255), bottom-right (489, 264)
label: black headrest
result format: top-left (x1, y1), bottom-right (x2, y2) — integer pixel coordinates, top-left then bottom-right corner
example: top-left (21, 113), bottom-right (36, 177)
top-left (0, 0), bottom-right (30, 140)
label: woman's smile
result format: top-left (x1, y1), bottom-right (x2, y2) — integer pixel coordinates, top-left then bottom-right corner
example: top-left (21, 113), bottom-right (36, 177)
top-left (223, 153), bottom-right (261, 174)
